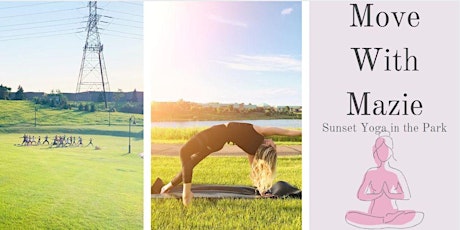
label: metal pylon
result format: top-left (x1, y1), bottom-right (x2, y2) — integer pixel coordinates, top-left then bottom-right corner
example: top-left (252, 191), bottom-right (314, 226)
top-left (76, 1), bottom-right (109, 108)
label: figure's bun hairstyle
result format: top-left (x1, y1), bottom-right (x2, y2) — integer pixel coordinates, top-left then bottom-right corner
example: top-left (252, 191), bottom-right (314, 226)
top-left (375, 131), bottom-right (393, 149)
top-left (373, 131), bottom-right (396, 164)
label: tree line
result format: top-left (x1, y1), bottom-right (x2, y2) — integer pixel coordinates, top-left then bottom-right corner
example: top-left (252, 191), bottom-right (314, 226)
top-left (0, 84), bottom-right (143, 114)
top-left (152, 100), bottom-right (301, 121)
top-left (0, 85), bottom-right (24, 100)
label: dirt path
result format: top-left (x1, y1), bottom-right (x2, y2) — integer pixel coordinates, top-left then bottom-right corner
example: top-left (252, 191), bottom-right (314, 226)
top-left (152, 143), bottom-right (302, 156)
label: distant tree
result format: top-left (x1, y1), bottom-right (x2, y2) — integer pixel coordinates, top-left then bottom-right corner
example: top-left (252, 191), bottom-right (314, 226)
top-left (97, 92), bottom-right (106, 103)
top-left (227, 104), bottom-right (234, 112)
top-left (59, 94), bottom-right (68, 107)
top-left (46, 89), bottom-right (69, 110)
top-left (49, 98), bottom-right (56, 107)
top-left (14, 85), bottom-right (25, 100)
top-left (78, 103), bottom-right (84, 111)
top-left (113, 89), bottom-right (124, 106)
top-left (90, 103), bottom-right (96, 112)
top-left (84, 104), bottom-right (90, 111)
top-left (286, 106), bottom-right (291, 114)
top-left (63, 103), bottom-right (70, 110)
top-left (130, 89), bottom-right (138, 102)
top-left (119, 102), bottom-right (143, 114)
top-left (0, 84), bottom-right (11, 100)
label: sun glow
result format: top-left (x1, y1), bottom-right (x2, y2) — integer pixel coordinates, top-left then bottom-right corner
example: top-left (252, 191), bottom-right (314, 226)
top-left (146, 2), bottom-right (223, 102)
top-left (145, 1), bottom-right (301, 106)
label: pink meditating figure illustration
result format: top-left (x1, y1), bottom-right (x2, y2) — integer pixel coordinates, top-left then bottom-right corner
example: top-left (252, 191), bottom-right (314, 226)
top-left (345, 132), bottom-right (424, 229)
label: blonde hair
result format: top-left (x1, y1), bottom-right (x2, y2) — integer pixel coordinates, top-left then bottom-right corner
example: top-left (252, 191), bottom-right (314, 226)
top-left (250, 145), bottom-right (277, 195)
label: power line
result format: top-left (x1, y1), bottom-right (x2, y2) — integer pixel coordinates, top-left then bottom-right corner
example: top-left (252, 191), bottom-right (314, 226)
top-left (0, 31), bottom-right (84, 42)
top-left (99, 16), bottom-right (143, 32)
top-left (0, 28), bottom-right (84, 39)
top-left (0, 17), bottom-right (84, 28)
top-left (0, 7), bottom-right (85, 19)
top-left (101, 21), bottom-right (143, 29)
top-left (102, 15), bottom-right (143, 24)
top-left (118, 1), bottom-right (143, 7)
top-left (101, 33), bottom-right (143, 40)
top-left (0, 3), bottom-right (143, 43)
top-left (99, 8), bottom-right (143, 18)
top-left (100, 28), bottom-right (142, 37)
top-left (0, 21), bottom-right (84, 33)
top-left (0, 2), bottom-right (64, 10)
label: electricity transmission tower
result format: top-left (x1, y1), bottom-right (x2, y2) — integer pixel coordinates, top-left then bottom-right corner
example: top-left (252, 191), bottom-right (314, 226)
top-left (76, 1), bottom-right (110, 108)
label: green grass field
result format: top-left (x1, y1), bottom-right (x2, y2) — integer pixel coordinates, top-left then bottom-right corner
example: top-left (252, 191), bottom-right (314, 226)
top-left (152, 156), bottom-right (302, 229)
top-left (0, 132), bottom-right (143, 229)
top-left (0, 101), bottom-right (144, 229)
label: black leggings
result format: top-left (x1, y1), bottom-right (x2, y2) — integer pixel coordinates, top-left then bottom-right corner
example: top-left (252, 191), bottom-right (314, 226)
top-left (170, 132), bottom-right (226, 186)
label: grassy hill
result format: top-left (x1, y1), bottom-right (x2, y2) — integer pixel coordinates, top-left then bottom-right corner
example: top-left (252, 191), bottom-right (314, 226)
top-left (0, 100), bottom-right (143, 137)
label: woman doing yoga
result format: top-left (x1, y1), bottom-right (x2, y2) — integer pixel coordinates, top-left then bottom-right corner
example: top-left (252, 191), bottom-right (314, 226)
top-left (160, 122), bottom-right (301, 206)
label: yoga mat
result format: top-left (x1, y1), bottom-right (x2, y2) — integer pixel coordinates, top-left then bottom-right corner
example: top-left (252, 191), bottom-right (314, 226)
top-left (151, 178), bottom-right (301, 199)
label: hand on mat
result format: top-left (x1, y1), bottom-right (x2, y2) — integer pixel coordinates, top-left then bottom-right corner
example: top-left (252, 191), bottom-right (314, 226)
top-left (261, 192), bottom-right (275, 198)
top-left (160, 182), bottom-right (173, 194)
top-left (263, 139), bottom-right (276, 150)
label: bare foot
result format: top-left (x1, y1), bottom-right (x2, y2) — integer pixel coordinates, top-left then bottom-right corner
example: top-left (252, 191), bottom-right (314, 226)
top-left (183, 192), bottom-right (194, 207)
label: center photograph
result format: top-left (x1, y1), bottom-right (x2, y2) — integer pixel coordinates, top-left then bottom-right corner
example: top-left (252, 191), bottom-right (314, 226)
top-left (146, 1), bottom-right (302, 229)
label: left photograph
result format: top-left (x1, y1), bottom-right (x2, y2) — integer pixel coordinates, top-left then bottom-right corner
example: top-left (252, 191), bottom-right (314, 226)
top-left (0, 2), bottom-right (144, 229)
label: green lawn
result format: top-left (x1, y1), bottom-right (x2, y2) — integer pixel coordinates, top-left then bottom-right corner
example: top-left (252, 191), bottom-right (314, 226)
top-left (0, 100), bottom-right (143, 127)
top-left (0, 131), bottom-right (143, 229)
top-left (152, 155), bottom-right (302, 229)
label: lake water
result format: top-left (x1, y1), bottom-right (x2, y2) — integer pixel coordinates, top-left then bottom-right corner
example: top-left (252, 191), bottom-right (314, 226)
top-left (152, 119), bottom-right (302, 128)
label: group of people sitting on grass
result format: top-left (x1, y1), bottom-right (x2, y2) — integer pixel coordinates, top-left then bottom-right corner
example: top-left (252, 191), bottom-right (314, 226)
top-left (21, 134), bottom-right (93, 147)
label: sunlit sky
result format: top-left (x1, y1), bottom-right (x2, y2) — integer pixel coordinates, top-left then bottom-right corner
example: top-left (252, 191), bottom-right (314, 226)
top-left (0, 1), bottom-right (143, 94)
top-left (146, 1), bottom-right (302, 106)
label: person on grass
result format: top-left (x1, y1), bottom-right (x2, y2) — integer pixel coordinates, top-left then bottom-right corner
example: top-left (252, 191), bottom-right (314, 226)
top-left (160, 122), bottom-right (301, 206)
top-left (87, 138), bottom-right (93, 147)
top-left (21, 134), bottom-right (28, 145)
top-left (78, 136), bottom-right (83, 146)
top-left (43, 135), bottom-right (49, 145)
